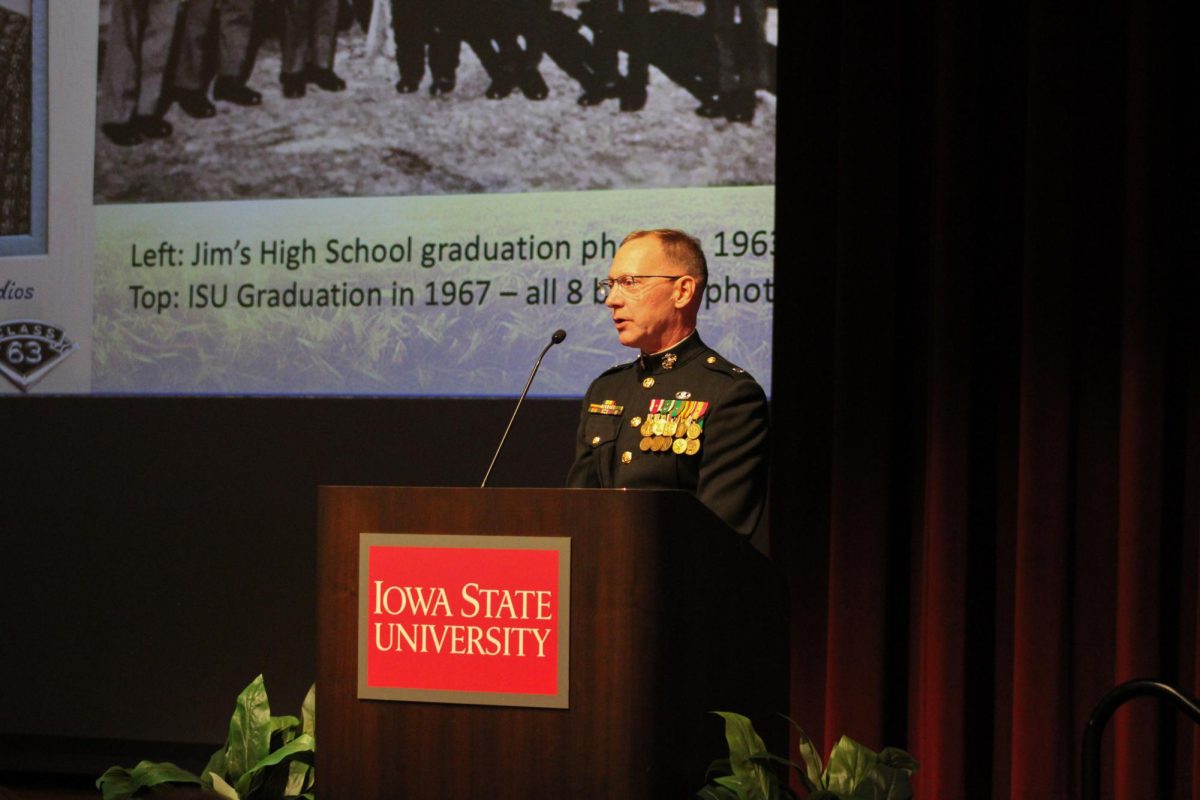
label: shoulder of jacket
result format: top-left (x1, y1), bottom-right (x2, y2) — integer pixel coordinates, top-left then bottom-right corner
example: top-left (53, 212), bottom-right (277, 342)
top-left (584, 360), bottom-right (636, 392)
top-left (699, 350), bottom-right (758, 383)
top-left (599, 360), bottom-right (636, 377)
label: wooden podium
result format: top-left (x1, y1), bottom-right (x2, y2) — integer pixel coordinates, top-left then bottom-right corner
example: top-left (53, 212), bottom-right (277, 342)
top-left (317, 486), bottom-right (788, 799)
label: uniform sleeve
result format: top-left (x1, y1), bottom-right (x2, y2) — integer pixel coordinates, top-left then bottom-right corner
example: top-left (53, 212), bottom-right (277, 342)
top-left (695, 377), bottom-right (769, 536)
top-left (565, 389), bottom-right (600, 488)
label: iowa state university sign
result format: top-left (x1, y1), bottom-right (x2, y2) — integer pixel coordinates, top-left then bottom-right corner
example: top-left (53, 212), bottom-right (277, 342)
top-left (358, 533), bottom-right (570, 708)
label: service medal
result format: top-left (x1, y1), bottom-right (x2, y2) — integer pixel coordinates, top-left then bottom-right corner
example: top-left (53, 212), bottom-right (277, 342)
top-left (687, 401), bottom-right (710, 439)
top-left (644, 399), bottom-right (661, 435)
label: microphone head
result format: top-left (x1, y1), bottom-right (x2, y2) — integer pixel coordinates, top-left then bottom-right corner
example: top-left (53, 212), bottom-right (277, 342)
top-left (551, 329), bottom-right (567, 345)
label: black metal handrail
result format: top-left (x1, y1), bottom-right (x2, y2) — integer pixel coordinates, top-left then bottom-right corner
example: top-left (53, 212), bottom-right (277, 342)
top-left (1081, 678), bottom-right (1200, 800)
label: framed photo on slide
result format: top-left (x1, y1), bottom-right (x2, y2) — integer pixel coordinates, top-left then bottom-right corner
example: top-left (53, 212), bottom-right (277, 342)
top-left (0, 0), bottom-right (47, 257)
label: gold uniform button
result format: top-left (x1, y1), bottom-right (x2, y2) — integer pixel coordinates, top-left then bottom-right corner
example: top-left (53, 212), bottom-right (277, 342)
top-left (642, 377), bottom-right (655, 389)
top-left (706, 356), bottom-right (717, 364)
top-left (591, 436), bottom-right (602, 446)
top-left (621, 451), bottom-right (633, 464)
top-left (630, 416), bottom-right (643, 428)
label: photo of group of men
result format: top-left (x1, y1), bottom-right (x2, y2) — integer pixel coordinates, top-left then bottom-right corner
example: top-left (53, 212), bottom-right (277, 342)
top-left (98, 0), bottom-right (775, 148)
top-left (100, 0), bottom-right (344, 146)
top-left (381, 0), bottom-right (773, 120)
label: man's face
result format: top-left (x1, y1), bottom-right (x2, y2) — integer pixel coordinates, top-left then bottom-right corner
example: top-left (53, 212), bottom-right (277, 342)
top-left (604, 237), bottom-right (693, 353)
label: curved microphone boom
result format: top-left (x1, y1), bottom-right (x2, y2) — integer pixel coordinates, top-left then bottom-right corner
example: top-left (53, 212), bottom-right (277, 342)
top-left (480, 329), bottom-right (567, 488)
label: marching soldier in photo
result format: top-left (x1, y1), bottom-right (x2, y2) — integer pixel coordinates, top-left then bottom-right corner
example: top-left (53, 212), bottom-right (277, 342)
top-left (278, 0), bottom-right (345, 98)
top-left (99, 0), bottom-right (180, 146)
top-left (173, 0), bottom-right (263, 118)
top-left (567, 229), bottom-right (769, 537)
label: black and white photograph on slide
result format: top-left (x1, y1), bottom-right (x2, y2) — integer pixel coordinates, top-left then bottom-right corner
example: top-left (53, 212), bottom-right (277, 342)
top-left (93, 0), bottom-right (777, 204)
top-left (0, 0), bottom-right (34, 241)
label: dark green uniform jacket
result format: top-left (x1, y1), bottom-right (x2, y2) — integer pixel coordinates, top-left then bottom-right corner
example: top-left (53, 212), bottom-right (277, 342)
top-left (566, 332), bottom-right (768, 536)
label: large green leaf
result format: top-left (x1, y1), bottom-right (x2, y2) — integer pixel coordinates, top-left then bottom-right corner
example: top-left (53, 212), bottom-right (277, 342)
top-left (714, 712), bottom-right (774, 800)
top-left (754, 751), bottom-right (805, 798)
top-left (302, 757), bottom-right (316, 792)
top-left (714, 773), bottom-right (756, 800)
top-left (848, 762), bottom-right (914, 800)
top-left (129, 760), bottom-right (200, 788)
top-left (270, 714), bottom-right (301, 746)
top-left (823, 736), bottom-right (875, 794)
top-left (300, 684), bottom-right (316, 739)
top-left (201, 745), bottom-right (228, 787)
top-left (713, 713), bottom-right (766, 777)
top-left (782, 717), bottom-right (823, 793)
top-left (222, 674), bottom-right (274, 780)
top-left (209, 771), bottom-right (241, 800)
top-left (96, 760), bottom-right (200, 800)
top-left (233, 733), bottom-right (316, 798)
top-left (96, 766), bottom-right (136, 800)
top-left (876, 748), bottom-right (918, 774)
top-left (284, 759), bottom-right (312, 797)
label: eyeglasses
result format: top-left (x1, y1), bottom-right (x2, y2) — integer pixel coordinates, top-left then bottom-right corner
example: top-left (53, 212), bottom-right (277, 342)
top-left (597, 274), bottom-right (685, 298)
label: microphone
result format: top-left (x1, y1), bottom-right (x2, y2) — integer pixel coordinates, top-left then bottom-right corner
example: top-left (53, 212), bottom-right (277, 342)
top-left (480, 329), bottom-right (567, 488)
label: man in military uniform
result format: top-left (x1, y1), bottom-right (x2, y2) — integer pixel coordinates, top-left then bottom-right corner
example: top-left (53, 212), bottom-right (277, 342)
top-left (99, 0), bottom-right (179, 146)
top-left (173, 0), bottom-right (263, 118)
top-left (278, 0), bottom-right (345, 98)
top-left (566, 229), bottom-right (769, 537)
top-left (695, 0), bottom-right (769, 123)
top-left (575, 0), bottom-right (649, 111)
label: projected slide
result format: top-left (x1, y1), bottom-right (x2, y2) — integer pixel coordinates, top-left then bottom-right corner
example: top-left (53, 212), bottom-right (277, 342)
top-left (4, 0), bottom-right (777, 396)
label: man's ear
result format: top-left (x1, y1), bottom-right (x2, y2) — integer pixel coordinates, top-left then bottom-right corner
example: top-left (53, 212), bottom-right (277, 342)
top-left (674, 275), bottom-right (698, 308)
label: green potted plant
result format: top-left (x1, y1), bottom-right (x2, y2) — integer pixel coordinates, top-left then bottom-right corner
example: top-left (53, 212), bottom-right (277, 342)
top-left (699, 712), bottom-right (918, 800)
top-left (97, 675), bottom-right (315, 800)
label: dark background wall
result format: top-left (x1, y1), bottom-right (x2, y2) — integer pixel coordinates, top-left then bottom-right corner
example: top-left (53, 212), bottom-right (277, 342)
top-left (1, 397), bottom-right (581, 759)
top-left (770, 2), bottom-right (1198, 798)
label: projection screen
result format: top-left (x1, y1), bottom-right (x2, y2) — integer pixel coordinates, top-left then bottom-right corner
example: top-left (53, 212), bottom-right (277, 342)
top-left (1, 0), bottom-right (776, 397)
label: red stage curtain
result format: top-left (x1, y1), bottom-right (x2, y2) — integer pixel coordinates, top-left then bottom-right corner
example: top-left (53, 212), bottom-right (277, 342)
top-left (771, 2), bottom-right (1198, 798)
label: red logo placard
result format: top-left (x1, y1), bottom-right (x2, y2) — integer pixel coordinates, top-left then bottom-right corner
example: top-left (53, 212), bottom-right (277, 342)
top-left (358, 533), bottom-right (570, 708)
